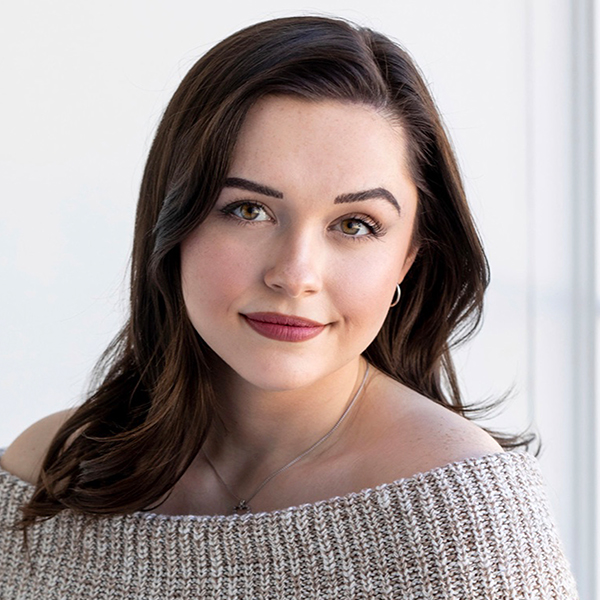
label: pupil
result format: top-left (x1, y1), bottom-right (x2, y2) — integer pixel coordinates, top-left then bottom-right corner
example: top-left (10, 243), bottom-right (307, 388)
top-left (344, 220), bottom-right (359, 234)
top-left (243, 205), bottom-right (259, 219)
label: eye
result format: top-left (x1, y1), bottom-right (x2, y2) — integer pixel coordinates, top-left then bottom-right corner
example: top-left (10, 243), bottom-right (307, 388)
top-left (335, 215), bottom-right (384, 239)
top-left (221, 201), bottom-right (271, 222)
top-left (339, 218), bottom-right (371, 236)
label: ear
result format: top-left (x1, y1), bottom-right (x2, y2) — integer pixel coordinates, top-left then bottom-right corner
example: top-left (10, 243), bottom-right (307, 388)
top-left (398, 243), bottom-right (420, 283)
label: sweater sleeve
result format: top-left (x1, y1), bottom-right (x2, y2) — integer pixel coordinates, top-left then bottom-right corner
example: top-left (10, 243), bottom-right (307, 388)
top-left (385, 451), bottom-right (580, 599)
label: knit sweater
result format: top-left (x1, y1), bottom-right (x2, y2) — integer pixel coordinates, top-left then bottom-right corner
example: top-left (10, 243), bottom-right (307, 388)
top-left (0, 449), bottom-right (579, 599)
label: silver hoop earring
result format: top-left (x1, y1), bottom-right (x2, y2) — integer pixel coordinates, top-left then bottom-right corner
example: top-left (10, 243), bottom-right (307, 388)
top-left (390, 284), bottom-right (401, 307)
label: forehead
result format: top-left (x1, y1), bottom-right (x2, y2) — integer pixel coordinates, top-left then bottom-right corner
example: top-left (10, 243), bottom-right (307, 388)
top-left (229, 96), bottom-right (414, 195)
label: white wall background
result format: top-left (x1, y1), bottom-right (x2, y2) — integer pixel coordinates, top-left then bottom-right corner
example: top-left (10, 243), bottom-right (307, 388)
top-left (0, 1), bottom-right (595, 597)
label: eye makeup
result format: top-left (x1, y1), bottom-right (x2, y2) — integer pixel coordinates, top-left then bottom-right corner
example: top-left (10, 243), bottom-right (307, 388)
top-left (218, 200), bottom-right (386, 241)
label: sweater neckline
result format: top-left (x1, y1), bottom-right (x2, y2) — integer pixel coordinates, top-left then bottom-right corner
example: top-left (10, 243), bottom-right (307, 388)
top-left (0, 449), bottom-right (530, 524)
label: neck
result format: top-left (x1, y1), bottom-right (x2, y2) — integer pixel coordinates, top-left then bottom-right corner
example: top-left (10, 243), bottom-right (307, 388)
top-left (201, 357), bottom-right (370, 484)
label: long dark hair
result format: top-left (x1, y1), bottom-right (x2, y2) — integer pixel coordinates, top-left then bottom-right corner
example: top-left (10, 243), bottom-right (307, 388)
top-left (18, 15), bottom-right (537, 535)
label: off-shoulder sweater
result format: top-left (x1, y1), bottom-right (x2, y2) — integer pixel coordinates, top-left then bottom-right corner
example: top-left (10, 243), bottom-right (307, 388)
top-left (0, 449), bottom-right (579, 599)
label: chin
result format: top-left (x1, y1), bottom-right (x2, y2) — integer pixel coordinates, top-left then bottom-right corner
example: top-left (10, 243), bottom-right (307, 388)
top-left (225, 359), bottom-right (332, 392)
top-left (241, 370), bottom-right (322, 392)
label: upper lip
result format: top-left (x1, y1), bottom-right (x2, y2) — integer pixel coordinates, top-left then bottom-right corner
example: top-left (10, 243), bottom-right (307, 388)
top-left (243, 312), bottom-right (326, 327)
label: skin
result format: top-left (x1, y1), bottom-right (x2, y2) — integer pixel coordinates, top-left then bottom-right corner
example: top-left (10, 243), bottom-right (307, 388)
top-left (179, 96), bottom-right (420, 494)
top-left (0, 97), bottom-right (503, 515)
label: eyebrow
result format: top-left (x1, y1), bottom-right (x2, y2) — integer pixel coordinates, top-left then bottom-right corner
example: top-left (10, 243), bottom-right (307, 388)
top-left (223, 177), bottom-right (401, 215)
top-left (224, 177), bottom-right (283, 199)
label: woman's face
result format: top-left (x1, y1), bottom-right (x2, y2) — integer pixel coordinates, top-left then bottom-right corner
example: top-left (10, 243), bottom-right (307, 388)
top-left (180, 96), bottom-right (419, 391)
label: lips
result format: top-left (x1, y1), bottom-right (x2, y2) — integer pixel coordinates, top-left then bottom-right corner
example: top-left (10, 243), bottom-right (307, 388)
top-left (242, 312), bottom-right (326, 342)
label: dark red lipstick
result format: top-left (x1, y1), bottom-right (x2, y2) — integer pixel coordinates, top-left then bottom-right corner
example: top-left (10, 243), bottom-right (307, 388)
top-left (242, 312), bottom-right (326, 342)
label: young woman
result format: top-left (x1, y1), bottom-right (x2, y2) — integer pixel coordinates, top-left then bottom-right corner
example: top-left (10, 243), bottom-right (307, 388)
top-left (0, 15), bottom-right (579, 599)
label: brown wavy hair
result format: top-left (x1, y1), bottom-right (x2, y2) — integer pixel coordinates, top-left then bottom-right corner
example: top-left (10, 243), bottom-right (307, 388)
top-left (17, 15), bottom-right (537, 539)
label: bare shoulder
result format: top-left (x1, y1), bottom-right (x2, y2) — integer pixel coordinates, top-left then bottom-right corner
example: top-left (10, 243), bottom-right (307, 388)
top-left (0, 408), bottom-right (78, 484)
top-left (355, 370), bottom-right (504, 483)
top-left (397, 390), bottom-right (504, 471)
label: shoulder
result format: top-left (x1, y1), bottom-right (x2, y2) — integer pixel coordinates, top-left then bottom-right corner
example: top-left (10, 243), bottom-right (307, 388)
top-left (398, 392), bottom-right (504, 474)
top-left (0, 408), bottom-right (78, 484)
top-left (353, 370), bottom-right (504, 484)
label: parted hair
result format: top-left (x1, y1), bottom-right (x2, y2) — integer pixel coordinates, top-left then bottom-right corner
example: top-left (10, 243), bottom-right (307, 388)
top-left (17, 15), bottom-right (537, 537)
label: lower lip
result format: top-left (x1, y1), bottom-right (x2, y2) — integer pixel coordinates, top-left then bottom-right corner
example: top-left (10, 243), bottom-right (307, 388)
top-left (243, 316), bottom-right (326, 342)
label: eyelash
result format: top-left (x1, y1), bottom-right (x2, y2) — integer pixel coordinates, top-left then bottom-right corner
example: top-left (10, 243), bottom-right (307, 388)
top-left (218, 201), bottom-right (385, 240)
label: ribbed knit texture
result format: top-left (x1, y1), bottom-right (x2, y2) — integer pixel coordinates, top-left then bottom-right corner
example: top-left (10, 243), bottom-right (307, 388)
top-left (0, 450), bottom-right (579, 599)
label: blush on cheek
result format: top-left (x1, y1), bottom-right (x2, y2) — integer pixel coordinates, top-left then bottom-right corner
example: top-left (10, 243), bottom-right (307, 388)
top-left (333, 274), bottom-right (394, 334)
top-left (331, 255), bottom-right (396, 305)
top-left (204, 243), bottom-right (252, 291)
top-left (181, 237), bottom-right (255, 319)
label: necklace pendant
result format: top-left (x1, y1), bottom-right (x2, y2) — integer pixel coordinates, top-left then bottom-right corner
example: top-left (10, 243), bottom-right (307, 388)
top-left (233, 500), bottom-right (250, 513)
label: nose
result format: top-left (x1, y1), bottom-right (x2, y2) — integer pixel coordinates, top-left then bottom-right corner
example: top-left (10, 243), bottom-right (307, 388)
top-left (263, 228), bottom-right (323, 298)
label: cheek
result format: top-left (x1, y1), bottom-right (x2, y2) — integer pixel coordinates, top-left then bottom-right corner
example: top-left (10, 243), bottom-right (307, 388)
top-left (180, 233), bottom-right (256, 320)
top-left (329, 250), bottom-right (399, 329)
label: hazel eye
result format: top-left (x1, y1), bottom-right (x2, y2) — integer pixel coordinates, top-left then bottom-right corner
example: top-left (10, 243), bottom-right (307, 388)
top-left (339, 218), bottom-right (372, 236)
top-left (230, 202), bottom-right (270, 221)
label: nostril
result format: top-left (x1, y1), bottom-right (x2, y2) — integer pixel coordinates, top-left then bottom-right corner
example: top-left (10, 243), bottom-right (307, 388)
top-left (263, 249), bottom-right (322, 297)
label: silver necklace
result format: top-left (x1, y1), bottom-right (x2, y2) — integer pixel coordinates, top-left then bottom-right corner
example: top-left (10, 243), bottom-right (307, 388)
top-left (201, 363), bottom-right (370, 514)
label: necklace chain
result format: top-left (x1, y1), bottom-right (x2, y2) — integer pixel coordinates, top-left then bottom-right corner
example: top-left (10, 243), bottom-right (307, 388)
top-left (201, 363), bottom-right (370, 514)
